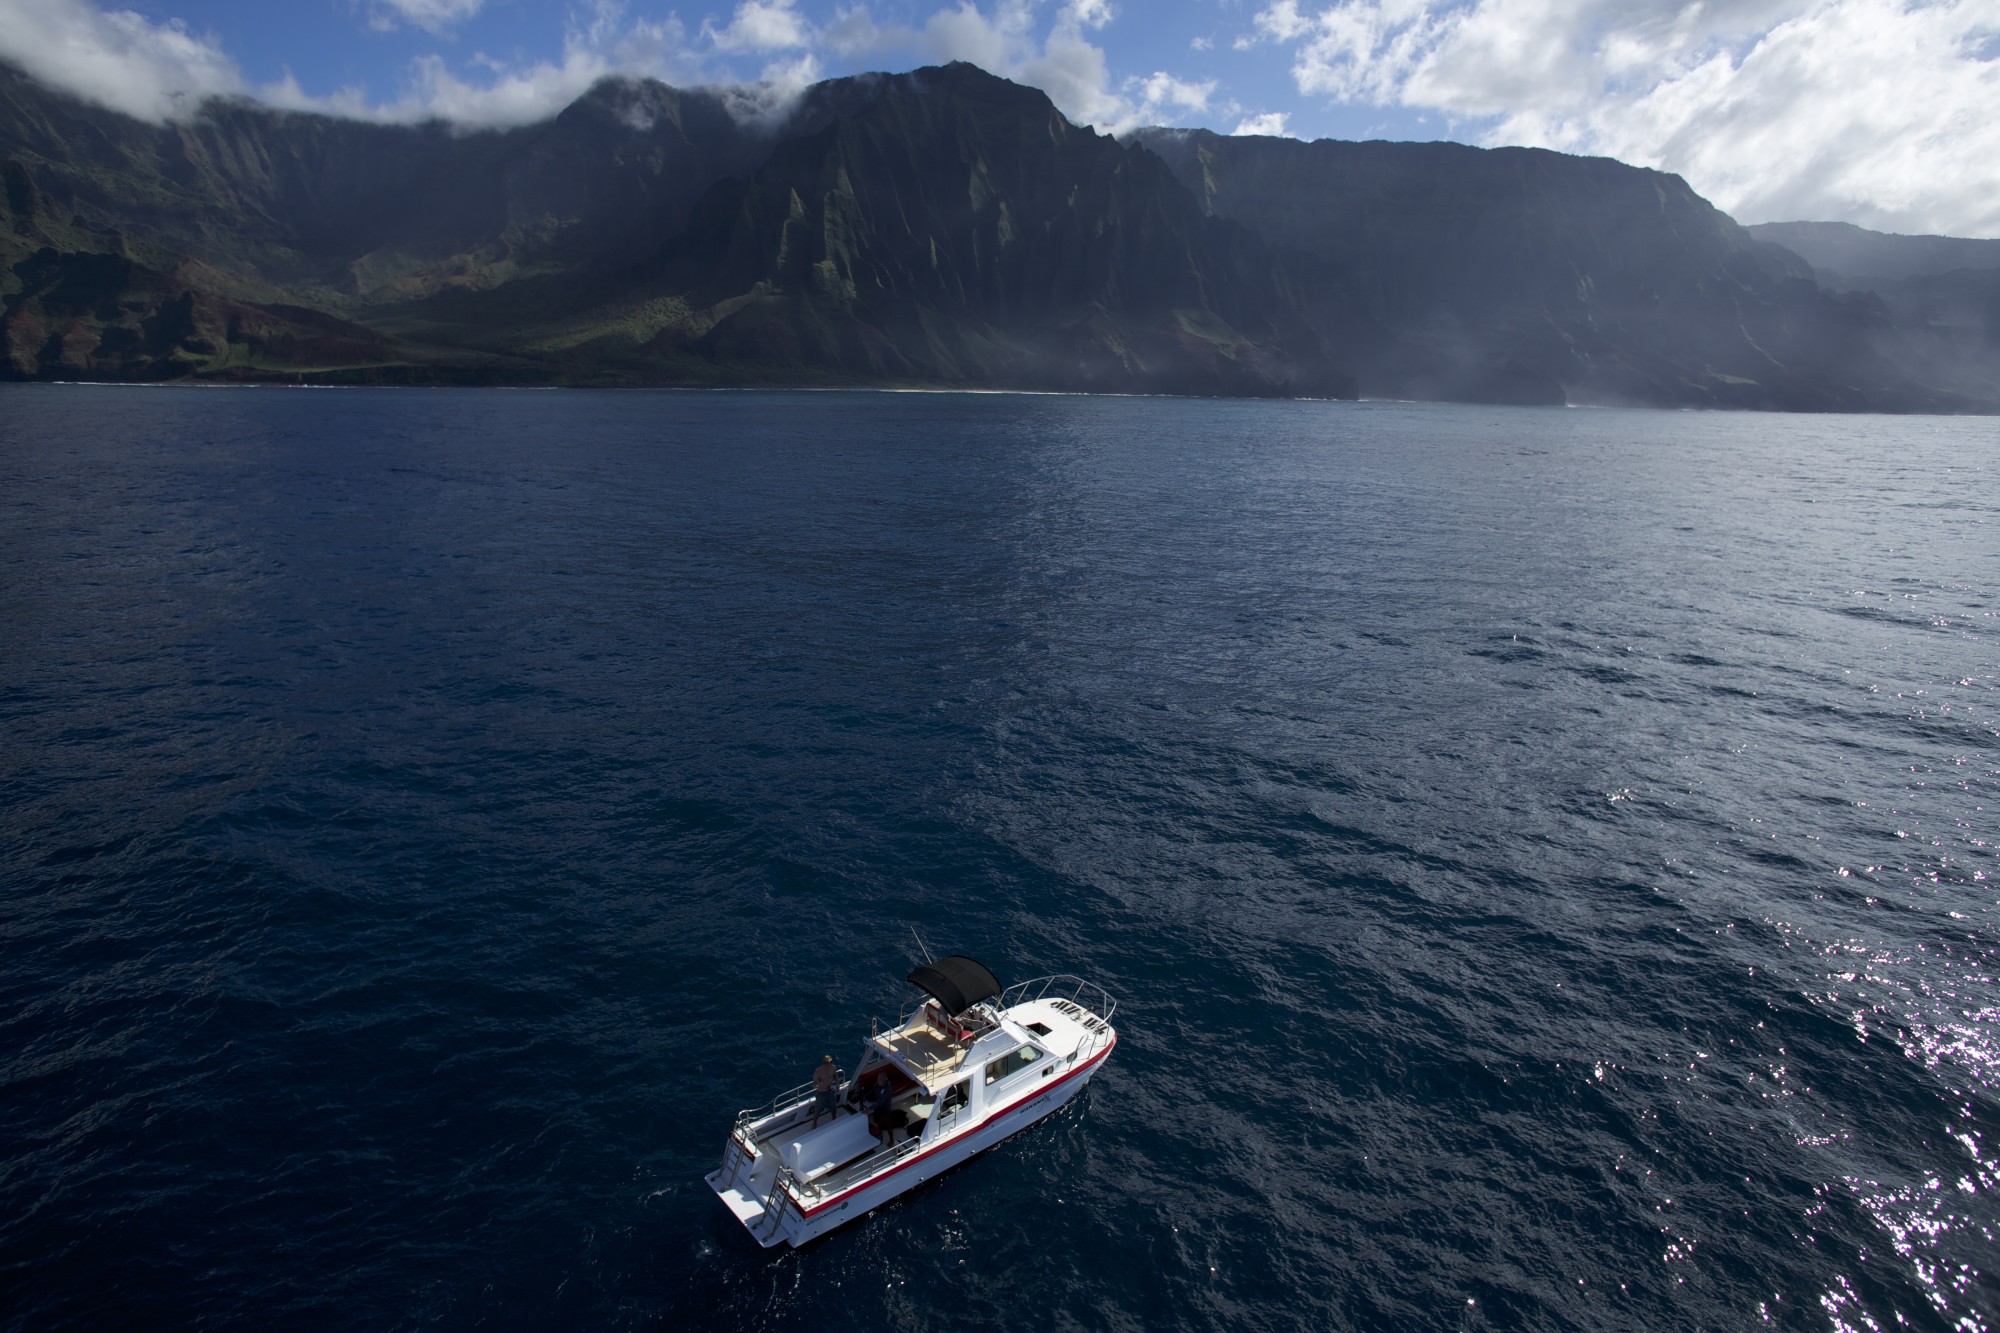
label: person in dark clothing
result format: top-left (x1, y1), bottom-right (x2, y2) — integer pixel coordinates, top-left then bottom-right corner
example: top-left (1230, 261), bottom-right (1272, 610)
top-left (863, 1072), bottom-right (899, 1148)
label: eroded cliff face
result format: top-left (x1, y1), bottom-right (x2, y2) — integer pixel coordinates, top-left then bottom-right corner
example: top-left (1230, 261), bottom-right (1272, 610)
top-left (1130, 128), bottom-right (1986, 411)
top-left (1744, 220), bottom-right (2000, 407)
top-left (0, 62), bottom-right (1362, 394)
top-left (1, 56), bottom-right (1990, 409)
top-left (0, 63), bottom-right (770, 382)
top-left (0, 66), bottom-right (768, 305)
top-left (572, 64), bottom-right (1362, 395)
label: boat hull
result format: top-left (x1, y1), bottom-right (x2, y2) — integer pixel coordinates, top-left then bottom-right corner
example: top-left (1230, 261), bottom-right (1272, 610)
top-left (707, 1037), bottom-right (1113, 1248)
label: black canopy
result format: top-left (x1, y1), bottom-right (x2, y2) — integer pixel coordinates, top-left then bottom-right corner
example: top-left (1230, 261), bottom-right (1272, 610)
top-left (906, 955), bottom-right (1002, 1016)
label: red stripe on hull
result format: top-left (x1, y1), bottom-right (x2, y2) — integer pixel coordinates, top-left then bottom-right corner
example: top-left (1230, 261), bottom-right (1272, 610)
top-left (798, 1035), bottom-right (1117, 1220)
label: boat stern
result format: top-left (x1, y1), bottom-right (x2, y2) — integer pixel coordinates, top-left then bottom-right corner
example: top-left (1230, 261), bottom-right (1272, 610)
top-left (705, 1168), bottom-right (787, 1248)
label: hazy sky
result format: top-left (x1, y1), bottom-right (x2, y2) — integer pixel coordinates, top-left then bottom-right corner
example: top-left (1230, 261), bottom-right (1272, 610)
top-left (3, 0), bottom-right (1997, 236)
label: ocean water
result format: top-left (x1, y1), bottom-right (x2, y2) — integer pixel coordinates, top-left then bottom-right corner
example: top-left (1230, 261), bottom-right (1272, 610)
top-left (1, 385), bottom-right (1995, 1331)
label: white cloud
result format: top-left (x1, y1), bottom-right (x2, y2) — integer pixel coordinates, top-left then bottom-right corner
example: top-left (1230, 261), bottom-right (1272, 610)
top-left (1134, 70), bottom-right (1216, 114)
top-left (0, 0), bottom-right (246, 121)
top-left (1234, 110), bottom-right (1291, 135)
top-left (1019, 16), bottom-right (1125, 122)
top-left (340, 7), bottom-right (699, 126)
top-left (822, 5), bottom-right (885, 56)
top-left (0, 0), bottom-right (729, 129)
top-left (370, 0), bottom-right (485, 37)
top-left (1253, 0), bottom-right (1317, 43)
top-left (0, 0), bottom-right (1231, 142)
top-left (1248, 0), bottom-right (2000, 236)
top-left (733, 49), bottom-right (825, 122)
top-left (1062, 0), bottom-right (1116, 29)
top-left (902, 0), bottom-right (1216, 133)
top-left (919, 0), bottom-right (1038, 72)
top-left (704, 0), bottom-right (814, 53)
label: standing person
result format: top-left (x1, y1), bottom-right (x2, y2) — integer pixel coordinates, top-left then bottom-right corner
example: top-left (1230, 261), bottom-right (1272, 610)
top-left (810, 1055), bottom-right (840, 1127)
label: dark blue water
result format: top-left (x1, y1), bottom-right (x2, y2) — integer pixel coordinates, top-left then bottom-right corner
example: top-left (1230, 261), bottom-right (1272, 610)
top-left (2, 385), bottom-right (1995, 1331)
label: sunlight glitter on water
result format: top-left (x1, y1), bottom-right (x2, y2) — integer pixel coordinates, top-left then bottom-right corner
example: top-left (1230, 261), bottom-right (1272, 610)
top-left (1795, 924), bottom-right (2000, 1330)
top-left (1841, 1127), bottom-right (1997, 1331)
top-left (4, 387), bottom-right (1996, 1330)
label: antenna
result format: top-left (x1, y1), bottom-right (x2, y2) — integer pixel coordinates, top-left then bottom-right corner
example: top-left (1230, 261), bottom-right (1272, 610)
top-left (909, 925), bottom-right (935, 964)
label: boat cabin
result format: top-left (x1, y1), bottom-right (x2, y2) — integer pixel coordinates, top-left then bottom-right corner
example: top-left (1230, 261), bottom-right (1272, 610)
top-left (760, 957), bottom-right (1081, 1189)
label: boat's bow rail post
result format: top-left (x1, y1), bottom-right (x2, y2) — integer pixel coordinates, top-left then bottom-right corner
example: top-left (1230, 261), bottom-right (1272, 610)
top-left (1001, 975), bottom-right (1117, 1021)
top-left (1001, 974), bottom-right (1117, 1060)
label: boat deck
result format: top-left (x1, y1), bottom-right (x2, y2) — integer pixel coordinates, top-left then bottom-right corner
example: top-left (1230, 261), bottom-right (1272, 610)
top-left (713, 970), bottom-right (1118, 1248)
top-left (871, 1018), bottom-right (969, 1089)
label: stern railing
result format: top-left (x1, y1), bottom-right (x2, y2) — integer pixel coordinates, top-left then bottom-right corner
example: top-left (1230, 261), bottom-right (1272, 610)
top-left (732, 1072), bottom-right (840, 1128)
top-left (731, 1078), bottom-right (820, 1136)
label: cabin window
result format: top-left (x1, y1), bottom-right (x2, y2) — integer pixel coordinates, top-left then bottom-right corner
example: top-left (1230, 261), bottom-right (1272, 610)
top-left (1024, 1021), bottom-right (1052, 1037)
top-left (984, 1046), bottom-right (1044, 1085)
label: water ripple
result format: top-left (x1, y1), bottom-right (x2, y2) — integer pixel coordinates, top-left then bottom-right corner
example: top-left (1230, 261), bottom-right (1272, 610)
top-left (1, 386), bottom-right (1996, 1330)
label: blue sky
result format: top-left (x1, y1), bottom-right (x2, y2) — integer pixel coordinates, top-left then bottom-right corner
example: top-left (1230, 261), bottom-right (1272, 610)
top-left (24, 0), bottom-right (1449, 139)
top-left (4, 0), bottom-right (1998, 236)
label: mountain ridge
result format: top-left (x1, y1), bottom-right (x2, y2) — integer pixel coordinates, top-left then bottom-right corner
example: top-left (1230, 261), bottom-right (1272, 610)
top-left (1129, 127), bottom-right (1971, 412)
top-left (3, 59), bottom-right (1993, 410)
top-left (1739, 220), bottom-right (1999, 401)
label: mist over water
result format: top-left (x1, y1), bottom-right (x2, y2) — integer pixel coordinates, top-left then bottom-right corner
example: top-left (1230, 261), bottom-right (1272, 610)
top-left (1, 386), bottom-right (1995, 1331)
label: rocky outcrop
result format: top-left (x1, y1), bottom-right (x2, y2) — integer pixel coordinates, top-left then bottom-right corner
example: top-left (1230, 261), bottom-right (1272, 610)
top-left (0, 245), bottom-right (400, 381)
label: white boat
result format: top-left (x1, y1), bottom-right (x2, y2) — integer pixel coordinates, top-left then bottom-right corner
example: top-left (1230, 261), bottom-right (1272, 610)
top-left (705, 956), bottom-right (1118, 1248)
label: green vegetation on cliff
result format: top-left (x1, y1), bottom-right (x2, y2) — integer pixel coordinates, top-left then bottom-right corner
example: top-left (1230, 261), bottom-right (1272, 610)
top-left (1, 60), bottom-right (1992, 409)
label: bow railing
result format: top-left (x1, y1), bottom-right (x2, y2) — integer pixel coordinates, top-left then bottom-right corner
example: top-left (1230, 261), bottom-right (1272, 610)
top-left (999, 974), bottom-right (1117, 1024)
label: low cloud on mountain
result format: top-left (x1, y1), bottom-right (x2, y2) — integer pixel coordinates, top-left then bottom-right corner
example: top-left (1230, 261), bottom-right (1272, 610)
top-left (0, 0), bottom-right (1226, 138)
top-left (1, 0), bottom-right (1995, 234)
top-left (0, 0), bottom-right (247, 123)
top-left (1243, 0), bottom-right (2000, 235)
